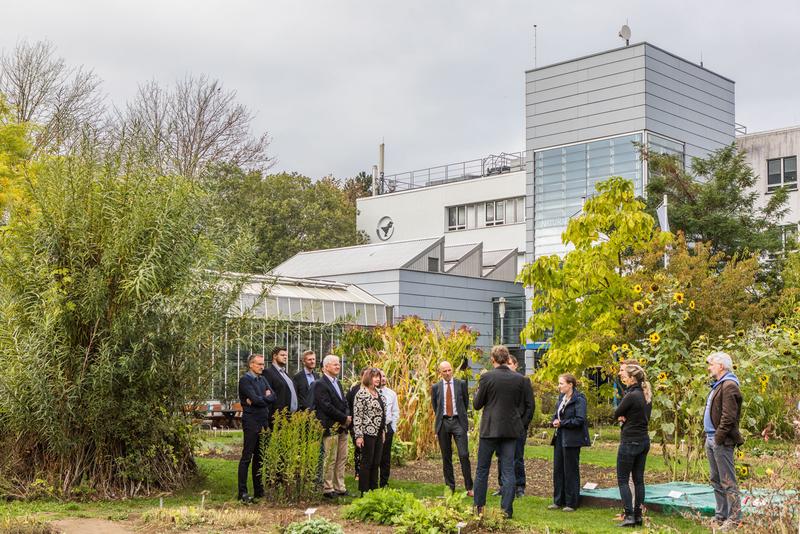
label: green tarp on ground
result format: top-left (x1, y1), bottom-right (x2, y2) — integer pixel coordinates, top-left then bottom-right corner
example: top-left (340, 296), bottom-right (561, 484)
top-left (581, 482), bottom-right (795, 516)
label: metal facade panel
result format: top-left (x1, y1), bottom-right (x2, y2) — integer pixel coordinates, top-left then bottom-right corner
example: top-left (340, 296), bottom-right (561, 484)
top-left (644, 81), bottom-right (735, 123)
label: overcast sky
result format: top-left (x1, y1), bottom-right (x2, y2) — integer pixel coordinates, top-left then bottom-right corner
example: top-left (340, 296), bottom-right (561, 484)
top-left (2, 0), bottom-right (798, 180)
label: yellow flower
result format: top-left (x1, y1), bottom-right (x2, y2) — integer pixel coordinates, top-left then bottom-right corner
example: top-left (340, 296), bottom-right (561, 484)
top-left (633, 301), bottom-right (645, 314)
top-left (766, 468), bottom-right (775, 477)
top-left (621, 344), bottom-right (630, 351)
top-left (649, 283), bottom-right (659, 292)
top-left (658, 372), bottom-right (668, 381)
top-left (638, 358), bottom-right (646, 366)
top-left (683, 312), bottom-right (690, 320)
top-left (633, 284), bottom-right (643, 293)
top-left (644, 298), bottom-right (652, 306)
top-left (767, 323), bottom-right (777, 331)
top-left (759, 375), bottom-right (769, 384)
top-left (735, 449), bottom-right (745, 460)
top-left (736, 329), bottom-right (745, 338)
top-left (689, 300), bottom-right (695, 310)
top-left (611, 344), bottom-right (619, 352)
top-left (673, 292), bottom-right (685, 304)
top-left (740, 466), bottom-right (749, 477)
top-left (649, 332), bottom-right (661, 345)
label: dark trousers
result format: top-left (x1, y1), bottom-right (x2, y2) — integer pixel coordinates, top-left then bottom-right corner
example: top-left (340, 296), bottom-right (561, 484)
top-left (616, 439), bottom-right (650, 516)
top-left (358, 433), bottom-right (384, 493)
top-left (437, 417), bottom-right (473, 491)
top-left (474, 437), bottom-right (517, 518)
top-left (379, 428), bottom-right (394, 487)
top-left (553, 432), bottom-right (581, 508)
top-left (349, 428), bottom-right (362, 477)
top-left (238, 415), bottom-right (268, 497)
top-left (497, 431), bottom-right (527, 489)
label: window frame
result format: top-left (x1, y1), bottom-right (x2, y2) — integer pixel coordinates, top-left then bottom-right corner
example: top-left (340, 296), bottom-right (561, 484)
top-left (767, 156), bottom-right (798, 192)
top-left (446, 205), bottom-right (467, 231)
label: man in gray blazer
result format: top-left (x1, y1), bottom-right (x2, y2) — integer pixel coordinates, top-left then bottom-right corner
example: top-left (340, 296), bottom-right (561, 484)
top-left (430, 360), bottom-right (473, 495)
top-left (473, 345), bottom-right (528, 519)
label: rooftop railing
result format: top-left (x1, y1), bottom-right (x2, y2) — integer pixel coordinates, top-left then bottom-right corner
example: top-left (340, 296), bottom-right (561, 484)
top-left (377, 151), bottom-right (525, 194)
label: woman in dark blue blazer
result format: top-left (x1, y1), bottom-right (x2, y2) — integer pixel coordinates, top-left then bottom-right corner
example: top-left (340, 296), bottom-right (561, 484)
top-left (549, 373), bottom-right (590, 511)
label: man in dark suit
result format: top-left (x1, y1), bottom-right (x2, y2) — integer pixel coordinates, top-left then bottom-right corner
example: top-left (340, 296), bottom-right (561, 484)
top-left (314, 354), bottom-right (351, 498)
top-left (431, 360), bottom-right (473, 496)
top-left (494, 354), bottom-right (534, 497)
top-left (473, 345), bottom-right (529, 519)
top-left (292, 349), bottom-right (320, 411)
top-left (237, 353), bottom-right (275, 503)
top-left (262, 346), bottom-right (299, 425)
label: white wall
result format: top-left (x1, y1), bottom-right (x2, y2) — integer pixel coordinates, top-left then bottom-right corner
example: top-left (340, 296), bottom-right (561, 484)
top-left (737, 127), bottom-right (800, 225)
top-left (357, 171), bottom-right (527, 255)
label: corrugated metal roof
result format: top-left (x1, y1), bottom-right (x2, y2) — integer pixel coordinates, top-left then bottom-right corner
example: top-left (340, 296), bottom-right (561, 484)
top-left (272, 237), bottom-right (443, 278)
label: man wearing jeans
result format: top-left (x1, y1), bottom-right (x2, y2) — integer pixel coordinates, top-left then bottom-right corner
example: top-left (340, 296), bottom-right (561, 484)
top-left (703, 351), bottom-right (744, 531)
top-left (472, 345), bottom-right (528, 519)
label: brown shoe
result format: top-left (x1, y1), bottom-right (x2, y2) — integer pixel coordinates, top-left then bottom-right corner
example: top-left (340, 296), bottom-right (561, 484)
top-left (466, 490), bottom-right (474, 497)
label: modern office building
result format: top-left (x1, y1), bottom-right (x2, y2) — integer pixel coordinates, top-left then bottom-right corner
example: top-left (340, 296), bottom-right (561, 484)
top-left (526, 42), bottom-right (735, 259)
top-left (737, 125), bottom-right (800, 243)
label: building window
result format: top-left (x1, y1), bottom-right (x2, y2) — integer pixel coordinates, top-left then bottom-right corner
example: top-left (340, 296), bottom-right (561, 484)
top-left (781, 224), bottom-right (798, 251)
top-left (428, 257), bottom-right (439, 272)
top-left (486, 200), bottom-right (506, 226)
top-left (767, 156), bottom-right (797, 192)
top-left (447, 205), bottom-right (466, 230)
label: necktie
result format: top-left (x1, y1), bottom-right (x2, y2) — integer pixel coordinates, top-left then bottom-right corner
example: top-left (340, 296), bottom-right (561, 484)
top-left (445, 381), bottom-right (454, 417)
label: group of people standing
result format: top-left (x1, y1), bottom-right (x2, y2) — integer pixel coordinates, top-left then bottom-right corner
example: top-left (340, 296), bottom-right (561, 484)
top-left (236, 345), bottom-right (745, 531)
top-left (236, 348), bottom-right (399, 503)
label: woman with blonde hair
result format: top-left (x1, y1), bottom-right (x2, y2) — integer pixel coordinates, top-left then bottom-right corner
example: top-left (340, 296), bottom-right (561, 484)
top-left (614, 363), bottom-right (653, 527)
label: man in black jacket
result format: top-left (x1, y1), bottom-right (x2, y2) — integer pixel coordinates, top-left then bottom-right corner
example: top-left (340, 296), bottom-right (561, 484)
top-left (431, 360), bottom-right (473, 496)
top-left (494, 354), bottom-right (534, 497)
top-left (237, 353), bottom-right (275, 503)
top-left (293, 350), bottom-right (320, 411)
top-left (262, 346), bottom-right (298, 426)
top-left (472, 345), bottom-right (528, 519)
top-left (314, 354), bottom-right (351, 498)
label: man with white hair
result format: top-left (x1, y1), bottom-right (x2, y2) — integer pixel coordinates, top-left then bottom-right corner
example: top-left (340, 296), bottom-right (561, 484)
top-left (314, 354), bottom-right (351, 498)
top-left (703, 351), bottom-right (744, 530)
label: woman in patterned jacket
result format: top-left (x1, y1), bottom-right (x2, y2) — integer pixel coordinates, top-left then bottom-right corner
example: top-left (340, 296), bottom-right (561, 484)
top-left (353, 367), bottom-right (386, 495)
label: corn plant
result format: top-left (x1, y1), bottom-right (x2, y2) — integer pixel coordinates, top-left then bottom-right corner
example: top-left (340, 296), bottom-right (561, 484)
top-left (338, 317), bottom-right (479, 459)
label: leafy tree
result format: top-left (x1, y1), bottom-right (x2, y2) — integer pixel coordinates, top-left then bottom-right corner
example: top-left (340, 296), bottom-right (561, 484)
top-left (342, 170), bottom-right (373, 206)
top-left (207, 165), bottom-right (367, 272)
top-left (0, 143), bottom-right (248, 497)
top-left (518, 176), bottom-right (671, 379)
top-left (0, 96), bottom-right (32, 215)
top-left (622, 234), bottom-right (773, 342)
top-left (644, 144), bottom-right (788, 260)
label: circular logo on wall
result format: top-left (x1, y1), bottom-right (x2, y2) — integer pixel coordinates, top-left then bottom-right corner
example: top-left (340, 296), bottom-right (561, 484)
top-left (376, 216), bottom-right (394, 241)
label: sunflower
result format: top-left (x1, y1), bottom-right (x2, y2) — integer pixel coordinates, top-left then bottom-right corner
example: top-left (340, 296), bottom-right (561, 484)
top-left (633, 301), bottom-right (645, 314)
top-left (658, 372), bottom-right (668, 381)
top-left (649, 332), bottom-right (661, 345)
top-left (735, 449), bottom-right (745, 460)
top-left (611, 344), bottom-right (619, 352)
top-left (689, 300), bottom-right (696, 310)
top-left (633, 284), bottom-right (643, 294)
top-left (760, 375), bottom-right (769, 384)
top-left (783, 349), bottom-right (792, 356)
top-left (736, 329), bottom-right (745, 338)
top-left (644, 298), bottom-right (652, 306)
top-left (767, 323), bottom-right (777, 331)
top-left (638, 358), bottom-right (647, 366)
top-left (739, 466), bottom-right (749, 477)
top-left (766, 468), bottom-right (775, 477)
top-left (673, 292), bottom-right (685, 304)
top-left (649, 283), bottom-right (659, 292)
top-left (621, 344), bottom-right (630, 351)
top-left (683, 312), bottom-right (690, 320)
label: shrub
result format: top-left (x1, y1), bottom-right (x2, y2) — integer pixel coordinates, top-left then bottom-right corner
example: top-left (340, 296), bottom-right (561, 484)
top-left (393, 492), bottom-right (474, 534)
top-left (282, 517), bottom-right (344, 534)
top-left (261, 409), bottom-right (325, 503)
top-left (342, 487), bottom-right (421, 524)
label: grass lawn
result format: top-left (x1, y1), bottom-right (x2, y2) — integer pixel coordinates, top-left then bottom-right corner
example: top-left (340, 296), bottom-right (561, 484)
top-left (524, 444), bottom-right (669, 473)
top-left (0, 457), bottom-right (709, 533)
